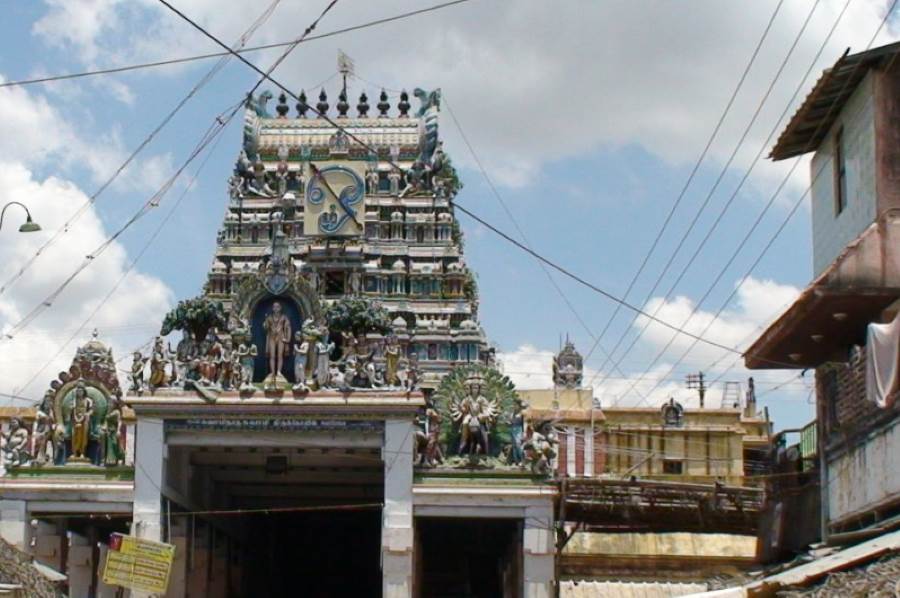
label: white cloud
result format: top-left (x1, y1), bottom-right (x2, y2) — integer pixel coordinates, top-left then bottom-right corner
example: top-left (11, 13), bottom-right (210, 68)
top-left (0, 73), bottom-right (174, 194)
top-left (637, 276), bottom-right (801, 365)
top-left (30, 0), bottom-right (900, 190)
top-left (0, 163), bottom-right (173, 400)
top-left (498, 276), bottom-right (808, 415)
top-left (498, 344), bottom-right (683, 409)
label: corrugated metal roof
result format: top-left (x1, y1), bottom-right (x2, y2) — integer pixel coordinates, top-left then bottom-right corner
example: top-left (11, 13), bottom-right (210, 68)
top-left (561, 581), bottom-right (707, 598)
top-left (769, 40), bottom-right (900, 161)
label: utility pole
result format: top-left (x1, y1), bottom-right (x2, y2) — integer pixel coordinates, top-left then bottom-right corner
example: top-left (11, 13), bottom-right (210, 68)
top-left (686, 372), bottom-right (706, 408)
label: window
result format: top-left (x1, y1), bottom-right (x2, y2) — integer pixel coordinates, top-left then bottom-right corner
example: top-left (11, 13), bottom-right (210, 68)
top-left (834, 127), bottom-right (848, 215)
top-left (662, 460), bottom-right (683, 475)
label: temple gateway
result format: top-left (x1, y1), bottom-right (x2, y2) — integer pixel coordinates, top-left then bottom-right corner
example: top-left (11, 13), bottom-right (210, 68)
top-left (0, 87), bottom-right (555, 597)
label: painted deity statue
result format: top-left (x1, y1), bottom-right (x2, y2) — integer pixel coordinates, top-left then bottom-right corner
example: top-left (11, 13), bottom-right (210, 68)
top-left (31, 393), bottom-right (55, 466)
top-left (509, 400), bottom-right (529, 465)
top-left (293, 332), bottom-right (308, 385)
top-left (384, 336), bottom-right (401, 386)
top-left (301, 317), bottom-right (322, 381)
top-left (175, 332), bottom-right (198, 384)
top-left (69, 382), bottom-right (93, 461)
top-left (148, 337), bottom-right (169, 389)
top-left (236, 342), bottom-right (258, 387)
top-left (263, 302), bottom-right (292, 383)
top-left (218, 339), bottom-right (234, 389)
top-left (453, 377), bottom-right (497, 456)
top-left (523, 423), bottom-right (558, 476)
top-left (417, 399), bottom-right (444, 467)
top-left (101, 396), bottom-right (126, 466)
top-left (2, 418), bottom-right (30, 467)
top-left (314, 337), bottom-right (335, 389)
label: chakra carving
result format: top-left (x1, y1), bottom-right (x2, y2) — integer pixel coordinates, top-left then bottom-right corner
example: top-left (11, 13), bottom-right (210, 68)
top-left (305, 164), bottom-right (364, 236)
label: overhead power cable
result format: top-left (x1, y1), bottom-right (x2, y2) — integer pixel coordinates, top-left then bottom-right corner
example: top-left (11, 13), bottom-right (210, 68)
top-left (451, 200), bottom-right (771, 361)
top-left (0, 0), bottom-right (340, 349)
top-left (626, 0), bottom-right (899, 404)
top-left (591, 0), bottom-right (825, 387)
top-left (0, 0), bottom-right (283, 301)
top-left (442, 97), bottom-right (646, 400)
top-left (155, 0), bottom-right (410, 176)
top-left (0, 0), bottom-right (474, 90)
top-left (16, 109), bottom-right (235, 397)
top-left (575, 0), bottom-right (787, 371)
top-left (596, 0), bottom-right (850, 398)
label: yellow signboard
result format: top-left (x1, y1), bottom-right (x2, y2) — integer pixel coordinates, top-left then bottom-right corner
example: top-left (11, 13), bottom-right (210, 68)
top-left (101, 533), bottom-right (175, 594)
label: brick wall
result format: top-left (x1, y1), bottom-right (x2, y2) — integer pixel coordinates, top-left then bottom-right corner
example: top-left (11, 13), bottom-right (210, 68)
top-left (817, 345), bottom-right (898, 450)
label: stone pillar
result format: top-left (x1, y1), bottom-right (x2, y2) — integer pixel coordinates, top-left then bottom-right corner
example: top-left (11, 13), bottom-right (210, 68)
top-left (0, 500), bottom-right (28, 552)
top-left (67, 531), bottom-right (93, 598)
top-left (382, 419), bottom-right (414, 598)
top-left (31, 519), bottom-right (63, 571)
top-left (97, 544), bottom-right (121, 598)
top-left (523, 505), bottom-right (554, 598)
top-left (134, 418), bottom-right (165, 542)
top-left (165, 517), bottom-right (188, 598)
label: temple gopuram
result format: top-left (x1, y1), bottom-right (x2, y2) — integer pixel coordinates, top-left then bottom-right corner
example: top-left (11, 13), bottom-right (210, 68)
top-left (0, 87), bottom-right (556, 597)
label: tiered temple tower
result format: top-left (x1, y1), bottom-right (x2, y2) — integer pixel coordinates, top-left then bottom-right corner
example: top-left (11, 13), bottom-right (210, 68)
top-left (206, 87), bottom-right (489, 388)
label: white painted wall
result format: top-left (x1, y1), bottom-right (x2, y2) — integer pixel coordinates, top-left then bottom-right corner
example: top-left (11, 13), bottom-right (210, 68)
top-left (827, 416), bottom-right (900, 525)
top-left (383, 419), bottom-right (414, 598)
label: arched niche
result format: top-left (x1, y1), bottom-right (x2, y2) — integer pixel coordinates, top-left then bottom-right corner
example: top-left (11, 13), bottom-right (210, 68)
top-left (52, 379), bottom-right (112, 465)
top-left (230, 274), bottom-right (324, 383)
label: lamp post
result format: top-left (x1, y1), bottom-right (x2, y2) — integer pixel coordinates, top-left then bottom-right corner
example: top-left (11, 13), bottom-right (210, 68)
top-left (0, 202), bottom-right (41, 233)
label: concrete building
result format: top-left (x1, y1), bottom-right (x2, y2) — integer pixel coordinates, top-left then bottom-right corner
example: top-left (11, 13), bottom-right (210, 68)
top-left (747, 41), bottom-right (900, 546)
top-left (518, 343), bottom-right (771, 592)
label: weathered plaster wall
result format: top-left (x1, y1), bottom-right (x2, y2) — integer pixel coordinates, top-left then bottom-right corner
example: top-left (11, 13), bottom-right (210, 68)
top-left (826, 415), bottom-right (900, 526)
top-left (810, 73), bottom-right (877, 276)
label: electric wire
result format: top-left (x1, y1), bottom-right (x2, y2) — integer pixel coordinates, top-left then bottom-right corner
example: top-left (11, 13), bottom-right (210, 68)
top-left (0, 0), bottom-right (283, 304)
top-left (590, 0), bottom-right (827, 389)
top-left (0, 0), bottom-right (338, 346)
top-left (620, 0), bottom-right (896, 404)
top-left (602, 0), bottom-right (853, 400)
top-left (0, 0), bottom-right (475, 90)
top-left (14, 107), bottom-right (236, 398)
top-left (575, 0), bottom-right (788, 371)
top-left (442, 96), bottom-right (645, 400)
top-left (155, 0), bottom-right (792, 368)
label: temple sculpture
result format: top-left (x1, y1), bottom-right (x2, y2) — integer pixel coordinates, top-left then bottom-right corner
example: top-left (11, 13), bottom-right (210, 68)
top-left (0, 331), bottom-right (129, 470)
top-left (416, 364), bottom-right (556, 472)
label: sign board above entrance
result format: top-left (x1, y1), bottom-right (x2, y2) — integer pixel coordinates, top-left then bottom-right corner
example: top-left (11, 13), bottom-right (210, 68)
top-left (164, 418), bottom-right (384, 433)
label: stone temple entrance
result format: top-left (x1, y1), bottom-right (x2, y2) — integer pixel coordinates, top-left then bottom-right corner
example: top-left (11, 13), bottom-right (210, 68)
top-left (172, 441), bottom-right (386, 596)
top-left (241, 509), bottom-right (382, 596)
top-left (416, 518), bottom-right (523, 598)
top-left (130, 392), bottom-right (418, 597)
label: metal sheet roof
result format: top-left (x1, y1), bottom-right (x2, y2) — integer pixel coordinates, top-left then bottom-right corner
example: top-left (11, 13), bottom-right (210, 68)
top-left (770, 41), bottom-right (900, 160)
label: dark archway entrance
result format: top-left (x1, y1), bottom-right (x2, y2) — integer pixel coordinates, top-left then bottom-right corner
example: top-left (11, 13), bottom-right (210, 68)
top-left (240, 508), bottom-right (382, 597)
top-left (416, 518), bottom-right (522, 598)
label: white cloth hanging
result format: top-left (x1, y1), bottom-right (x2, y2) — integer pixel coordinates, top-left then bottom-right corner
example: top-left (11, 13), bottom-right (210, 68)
top-left (865, 311), bottom-right (900, 408)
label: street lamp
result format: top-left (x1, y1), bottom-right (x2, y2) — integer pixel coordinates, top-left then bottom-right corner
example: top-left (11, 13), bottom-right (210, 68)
top-left (0, 202), bottom-right (41, 233)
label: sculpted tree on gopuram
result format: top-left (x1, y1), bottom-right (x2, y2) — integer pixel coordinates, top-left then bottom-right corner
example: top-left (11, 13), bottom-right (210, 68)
top-left (160, 296), bottom-right (228, 345)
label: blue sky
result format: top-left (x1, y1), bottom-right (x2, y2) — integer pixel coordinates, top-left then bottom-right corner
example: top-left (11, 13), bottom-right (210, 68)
top-left (0, 0), bottom-right (897, 431)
